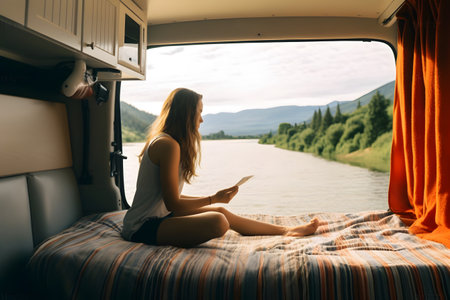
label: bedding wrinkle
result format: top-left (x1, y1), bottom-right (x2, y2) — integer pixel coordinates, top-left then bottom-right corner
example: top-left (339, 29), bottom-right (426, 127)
top-left (256, 254), bottom-right (264, 300)
top-left (102, 243), bottom-right (143, 300)
top-left (132, 246), bottom-right (160, 298)
top-left (173, 252), bottom-right (195, 298)
top-left (160, 248), bottom-right (184, 299)
top-left (407, 248), bottom-right (446, 297)
top-left (72, 239), bottom-right (124, 300)
top-left (369, 248), bottom-right (399, 298)
top-left (197, 238), bottom-right (222, 300)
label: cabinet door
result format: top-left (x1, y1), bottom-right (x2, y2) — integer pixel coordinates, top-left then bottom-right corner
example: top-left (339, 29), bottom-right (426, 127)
top-left (27, 0), bottom-right (82, 50)
top-left (0, 0), bottom-right (26, 25)
top-left (83, 0), bottom-right (119, 66)
top-left (117, 3), bottom-right (146, 74)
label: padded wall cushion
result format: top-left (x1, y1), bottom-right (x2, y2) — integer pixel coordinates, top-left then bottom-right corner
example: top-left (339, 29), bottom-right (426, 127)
top-left (0, 95), bottom-right (73, 177)
top-left (27, 168), bottom-right (82, 246)
top-left (0, 175), bottom-right (34, 290)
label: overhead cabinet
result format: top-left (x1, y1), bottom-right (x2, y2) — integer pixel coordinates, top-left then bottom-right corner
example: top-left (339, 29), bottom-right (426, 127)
top-left (22, 0), bottom-right (145, 79)
top-left (27, 0), bottom-right (83, 50)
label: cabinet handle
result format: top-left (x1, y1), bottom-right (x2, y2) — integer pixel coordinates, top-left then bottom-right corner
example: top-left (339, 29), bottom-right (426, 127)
top-left (86, 42), bottom-right (95, 50)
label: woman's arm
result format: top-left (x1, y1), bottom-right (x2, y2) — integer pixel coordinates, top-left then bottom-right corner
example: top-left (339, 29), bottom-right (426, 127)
top-left (180, 195), bottom-right (199, 199)
top-left (178, 188), bottom-right (239, 210)
top-left (152, 137), bottom-right (238, 212)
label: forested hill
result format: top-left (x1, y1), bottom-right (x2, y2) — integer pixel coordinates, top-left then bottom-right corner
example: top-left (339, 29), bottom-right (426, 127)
top-left (120, 102), bottom-right (156, 142)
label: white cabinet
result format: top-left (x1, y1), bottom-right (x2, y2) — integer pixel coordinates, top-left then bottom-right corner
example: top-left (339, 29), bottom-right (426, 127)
top-left (27, 0), bottom-right (83, 50)
top-left (0, 0), bottom-right (26, 25)
top-left (82, 0), bottom-right (119, 66)
top-left (117, 3), bottom-right (146, 74)
top-left (15, 0), bottom-right (145, 79)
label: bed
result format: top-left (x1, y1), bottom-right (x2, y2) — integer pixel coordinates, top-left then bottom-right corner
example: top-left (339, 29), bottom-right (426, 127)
top-left (28, 210), bottom-right (450, 299)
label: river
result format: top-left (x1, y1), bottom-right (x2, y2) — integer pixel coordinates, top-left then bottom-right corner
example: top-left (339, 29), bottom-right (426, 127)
top-left (123, 139), bottom-right (390, 215)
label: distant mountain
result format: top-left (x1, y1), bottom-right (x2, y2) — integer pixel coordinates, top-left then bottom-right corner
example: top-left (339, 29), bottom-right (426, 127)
top-left (121, 102), bottom-right (157, 142)
top-left (200, 106), bottom-right (322, 136)
top-left (200, 81), bottom-right (395, 135)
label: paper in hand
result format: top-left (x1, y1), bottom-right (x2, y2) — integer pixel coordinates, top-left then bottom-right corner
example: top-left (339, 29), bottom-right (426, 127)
top-left (235, 175), bottom-right (254, 187)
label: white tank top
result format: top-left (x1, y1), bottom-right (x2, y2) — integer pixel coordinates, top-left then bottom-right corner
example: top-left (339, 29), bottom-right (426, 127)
top-left (121, 133), bottom-right (184, 240)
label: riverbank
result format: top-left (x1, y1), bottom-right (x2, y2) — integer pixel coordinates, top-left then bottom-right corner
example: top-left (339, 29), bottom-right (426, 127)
top-left (335, 134), bottom-right (391, 172)
top-left (260, 130), bottom-right (391, 173)
top-left (266, 142), bottom-right (390, 173)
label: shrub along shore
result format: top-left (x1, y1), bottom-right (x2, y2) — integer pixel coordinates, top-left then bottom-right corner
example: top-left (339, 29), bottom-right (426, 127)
top-left (259, 92), bottom-right (393, 173)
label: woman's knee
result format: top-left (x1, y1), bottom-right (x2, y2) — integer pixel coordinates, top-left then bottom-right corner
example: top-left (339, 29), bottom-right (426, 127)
top-left (208, 212), bottom-right (229, 237)
top-left (215, 206), bottom-right (230, 216)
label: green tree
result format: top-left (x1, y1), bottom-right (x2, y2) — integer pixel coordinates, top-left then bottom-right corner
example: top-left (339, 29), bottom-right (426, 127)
top-left (326, 123), bottom-right (345, 148)
top-left (287, 127), bottom-right (297, 139)
top-left (321, 106), bottom-right (333, 131)
top-left (341, 115), bottom-right (365, 141)
top-left (316, 108), bottom-right (322, 132)
top-left (311, 110), bottom-right (318, 130)
top-left (334, 103), bottom-right (343, 123)
top-left (300, 128), bottom-right (315, 147)
top-left (278, 122), bottom-right (292, 135)
top-left (362, 92), bottom-right (390, 147)
top-left (357, 100), bottom-right (361, 109)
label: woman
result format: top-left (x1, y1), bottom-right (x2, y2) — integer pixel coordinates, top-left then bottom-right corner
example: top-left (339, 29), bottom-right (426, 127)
top-left (122, 88), bottom-right (319, 248)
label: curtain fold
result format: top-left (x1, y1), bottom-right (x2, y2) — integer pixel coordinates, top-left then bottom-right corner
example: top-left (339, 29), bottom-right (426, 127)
top-left (389, 0), bottom-right (450, 247)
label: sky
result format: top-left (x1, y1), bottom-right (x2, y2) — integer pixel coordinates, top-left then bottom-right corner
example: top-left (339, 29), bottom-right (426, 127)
top-left (121, 41), bottom-right (396, 116)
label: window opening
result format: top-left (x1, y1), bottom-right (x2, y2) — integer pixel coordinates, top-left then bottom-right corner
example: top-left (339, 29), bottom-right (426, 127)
top-left (120, 41), bottom-right (396, 214)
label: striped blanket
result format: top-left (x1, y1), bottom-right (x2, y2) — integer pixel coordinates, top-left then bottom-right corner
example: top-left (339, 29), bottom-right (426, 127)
top-left (28, 210), bottom-right (450, 299)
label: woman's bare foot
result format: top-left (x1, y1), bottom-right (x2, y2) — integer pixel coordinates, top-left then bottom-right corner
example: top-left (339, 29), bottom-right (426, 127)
top-left (284, 218), bottom-right (319, 237)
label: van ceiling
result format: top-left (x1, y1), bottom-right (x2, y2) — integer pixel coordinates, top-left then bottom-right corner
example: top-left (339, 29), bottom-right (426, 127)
top-left (147, 0), bottom-right (399, 25)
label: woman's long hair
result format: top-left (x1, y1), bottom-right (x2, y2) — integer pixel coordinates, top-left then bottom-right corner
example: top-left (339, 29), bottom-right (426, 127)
top-left (139, 88), bottom-right (202, 183)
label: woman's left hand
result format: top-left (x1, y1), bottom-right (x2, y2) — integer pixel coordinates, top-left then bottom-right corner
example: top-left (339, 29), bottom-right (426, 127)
top-left (212, 186), bottom-right (239, 204)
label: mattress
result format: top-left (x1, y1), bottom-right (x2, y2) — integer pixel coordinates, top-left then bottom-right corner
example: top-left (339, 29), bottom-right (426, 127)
top-left (28, 210), bottom-right (450, 299)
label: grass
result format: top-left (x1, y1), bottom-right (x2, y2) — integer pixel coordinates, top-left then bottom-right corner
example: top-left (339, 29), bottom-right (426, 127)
top-left (336, 132), bottom-right (392, 172)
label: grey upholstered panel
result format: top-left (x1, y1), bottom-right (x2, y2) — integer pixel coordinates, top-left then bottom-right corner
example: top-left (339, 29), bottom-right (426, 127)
top-left (27, 168), bottom-right (82, 246)
top-left (0, 175), bottom-right (34, 291)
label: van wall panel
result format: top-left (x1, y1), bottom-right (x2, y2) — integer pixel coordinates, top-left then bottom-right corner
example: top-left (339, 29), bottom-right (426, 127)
top-left (0, 95), bottom-right (73, 177)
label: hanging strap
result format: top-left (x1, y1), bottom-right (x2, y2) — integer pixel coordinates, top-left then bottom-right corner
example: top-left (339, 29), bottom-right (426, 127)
top-left (110, 81), bottom-right (129, 209)
top-left (79, 99), bottom-right (93, 184)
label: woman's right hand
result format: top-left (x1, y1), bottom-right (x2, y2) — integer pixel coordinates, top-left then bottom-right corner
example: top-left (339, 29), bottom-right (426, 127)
top-left (212, 186), bottom-right (239, 204)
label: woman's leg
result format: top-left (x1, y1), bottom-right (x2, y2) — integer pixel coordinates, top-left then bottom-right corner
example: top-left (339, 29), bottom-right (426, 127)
top-left (174, 206), bottom-right (319, 237)
top-left (156, 211), bottom-right (230, 248)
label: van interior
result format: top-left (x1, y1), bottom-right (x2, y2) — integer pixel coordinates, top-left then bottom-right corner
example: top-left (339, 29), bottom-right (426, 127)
top-left (1, 0), bottom-right (449, 299)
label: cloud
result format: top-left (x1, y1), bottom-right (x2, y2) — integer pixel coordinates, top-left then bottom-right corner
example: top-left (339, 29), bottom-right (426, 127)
top-left (121, 41), bottom-right (395, 115)
top-left (160, 46), bottom-right (185, 55)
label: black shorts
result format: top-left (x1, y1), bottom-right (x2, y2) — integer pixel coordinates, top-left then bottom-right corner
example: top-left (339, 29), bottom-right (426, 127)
top-left (131, 213), bottom-right (173, 245)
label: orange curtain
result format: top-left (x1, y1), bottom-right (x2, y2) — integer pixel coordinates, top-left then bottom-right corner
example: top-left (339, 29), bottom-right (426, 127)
top-left (389, 0), bottom-right (450, 247)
